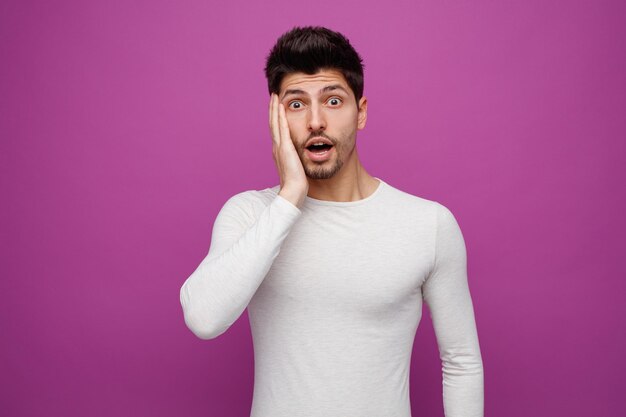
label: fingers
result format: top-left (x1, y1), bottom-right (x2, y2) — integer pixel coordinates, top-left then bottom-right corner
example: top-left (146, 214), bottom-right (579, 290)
top-left (278, 101), bottom-right (291, 147)
top-left (269, 93), bottom-right (280, 147)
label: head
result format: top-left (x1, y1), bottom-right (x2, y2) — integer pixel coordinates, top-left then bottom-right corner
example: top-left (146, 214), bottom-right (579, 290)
top-left (265, 26), bottom-right (364, 104)
top-left (264, 27), bottom-right (368, 180)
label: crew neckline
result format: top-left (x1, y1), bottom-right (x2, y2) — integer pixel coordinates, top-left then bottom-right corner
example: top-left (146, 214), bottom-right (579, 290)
top-left (303, 177), bottom-right (386, 207)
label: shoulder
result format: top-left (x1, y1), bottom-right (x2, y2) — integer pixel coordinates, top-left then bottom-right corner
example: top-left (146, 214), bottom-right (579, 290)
top-left (379, 180), bottom-right (441, 219)
top-left (218, 184), bottom-right (281, 220)
top-left (378, 179), bottom-right (463, 232)
top-left (223, 184), bottom-right (279, 208)
top-left (379, 182), bottom-right (467, 270)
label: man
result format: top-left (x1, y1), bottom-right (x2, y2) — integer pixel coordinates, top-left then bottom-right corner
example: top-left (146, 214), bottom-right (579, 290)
top-left (180, 26), bottom-right (484, 417)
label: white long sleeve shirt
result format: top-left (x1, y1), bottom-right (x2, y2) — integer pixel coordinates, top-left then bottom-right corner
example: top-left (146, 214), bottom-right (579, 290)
top-left (180, 178), bottom-right (484, 417)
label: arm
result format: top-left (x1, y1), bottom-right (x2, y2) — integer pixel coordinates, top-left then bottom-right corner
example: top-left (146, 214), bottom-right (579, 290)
top-left (179, 192), bottom-right (301, 339)
top-left (180, 93), bottom-right (309, 340)
top-left (422, 203), bottom-right (484, 417)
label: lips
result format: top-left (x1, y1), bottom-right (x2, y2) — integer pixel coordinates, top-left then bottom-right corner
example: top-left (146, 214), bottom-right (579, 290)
top-left (303, 135), bottom-right (335, 162)
top-left (304, 136), bottom-right (334, 149)
top-left (305, 145), bottom-right (334, 162)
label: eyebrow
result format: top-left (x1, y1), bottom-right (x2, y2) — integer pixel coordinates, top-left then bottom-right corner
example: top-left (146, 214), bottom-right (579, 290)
top-left (281, 84), bottom-right (349, 100)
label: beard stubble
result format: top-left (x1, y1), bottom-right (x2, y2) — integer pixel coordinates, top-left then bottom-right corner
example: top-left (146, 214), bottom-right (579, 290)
top-left (296, 130), bottom-right (352, 180)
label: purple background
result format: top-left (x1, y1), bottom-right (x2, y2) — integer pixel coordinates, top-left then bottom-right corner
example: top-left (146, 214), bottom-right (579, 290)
top-left (2, 1), bottom-right (625, 416)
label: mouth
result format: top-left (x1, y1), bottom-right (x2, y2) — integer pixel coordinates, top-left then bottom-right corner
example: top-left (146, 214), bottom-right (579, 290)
top-left (305, 146), bottom-right (334, 162)
top-left (304, 137), bottom-right (334, 155)
top-left (306, 143), bottom-right (333, 153)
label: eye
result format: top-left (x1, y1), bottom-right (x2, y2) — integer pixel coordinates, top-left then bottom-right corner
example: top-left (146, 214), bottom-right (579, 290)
top-left (288, 100), bottom-right (303, 109)
top-left (327, 97), bottom-right (342, 106)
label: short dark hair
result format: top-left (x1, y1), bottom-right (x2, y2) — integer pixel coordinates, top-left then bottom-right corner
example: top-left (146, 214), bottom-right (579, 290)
top-left (264, 26), bottom-right (364, 103)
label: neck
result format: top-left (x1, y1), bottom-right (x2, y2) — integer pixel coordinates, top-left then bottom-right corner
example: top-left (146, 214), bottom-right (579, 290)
top-left (305, 148), bottom-right (380, 202)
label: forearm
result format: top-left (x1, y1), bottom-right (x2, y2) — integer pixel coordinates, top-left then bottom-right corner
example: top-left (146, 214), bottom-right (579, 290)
top-left (440, 323), bottom-right (484, 416)
top-left (433, 268), bottom-right (483, 417)
top-left (180, 194), bottom-right (301, 339)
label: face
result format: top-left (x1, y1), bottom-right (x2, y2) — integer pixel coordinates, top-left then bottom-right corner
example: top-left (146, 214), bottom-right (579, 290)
top-left (279, 69), bottom-right (367, 180)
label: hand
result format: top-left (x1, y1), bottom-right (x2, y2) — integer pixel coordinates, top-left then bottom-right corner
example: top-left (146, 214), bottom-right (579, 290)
top-left (269, 93), bottom-right (308, 208)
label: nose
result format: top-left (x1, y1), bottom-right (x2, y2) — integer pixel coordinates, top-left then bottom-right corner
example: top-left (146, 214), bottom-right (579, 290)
top-left (307, 103), bottom-right (326, 132)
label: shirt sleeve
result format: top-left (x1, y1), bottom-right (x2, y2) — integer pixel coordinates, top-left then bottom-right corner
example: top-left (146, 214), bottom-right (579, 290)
top-left (180, 192), bottom-right (302, 340)
top-left (421, 203), bottom-right (484, 417)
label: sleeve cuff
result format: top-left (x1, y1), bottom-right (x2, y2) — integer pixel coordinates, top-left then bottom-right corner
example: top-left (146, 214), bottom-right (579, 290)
top-left (274, 193), bottom-right (303, 216)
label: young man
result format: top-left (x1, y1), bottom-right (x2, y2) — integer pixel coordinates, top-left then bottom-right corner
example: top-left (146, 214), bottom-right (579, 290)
top-left (180, 26), bottom-right (484, 417)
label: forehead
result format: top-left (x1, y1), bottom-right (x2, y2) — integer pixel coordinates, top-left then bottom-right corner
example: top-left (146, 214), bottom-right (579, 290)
top-left (279, 69), bottom-right (352, 97)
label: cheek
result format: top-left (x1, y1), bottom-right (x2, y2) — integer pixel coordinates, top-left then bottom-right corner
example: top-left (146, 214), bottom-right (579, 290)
top-left (332, 109), bottom-right (358, 126)
top-left (332, 112), bottom-right (359, 136)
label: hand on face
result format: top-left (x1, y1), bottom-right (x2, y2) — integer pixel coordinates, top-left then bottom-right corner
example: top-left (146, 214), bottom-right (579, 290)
top-left (269, 93), bottom-right (309, 208)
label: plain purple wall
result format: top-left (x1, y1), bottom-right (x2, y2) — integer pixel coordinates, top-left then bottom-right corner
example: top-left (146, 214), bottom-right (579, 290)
top-left (2, 0), bottom-right (625, 416)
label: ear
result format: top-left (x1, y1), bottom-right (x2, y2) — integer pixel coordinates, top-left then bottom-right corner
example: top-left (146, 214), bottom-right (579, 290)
top-left (357, 96), bottom-right (368, 130)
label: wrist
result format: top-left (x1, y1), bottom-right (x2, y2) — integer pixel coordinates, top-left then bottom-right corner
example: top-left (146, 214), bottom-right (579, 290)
top-left (279, 187), bottom-right (307, 208)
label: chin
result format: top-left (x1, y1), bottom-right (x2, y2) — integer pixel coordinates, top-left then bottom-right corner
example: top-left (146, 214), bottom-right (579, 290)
top-left (304, 161), bottom-right (344, 180)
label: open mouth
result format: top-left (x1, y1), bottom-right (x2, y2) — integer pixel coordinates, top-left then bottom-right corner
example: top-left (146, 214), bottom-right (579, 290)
top-left (306, 143), bottom-right (334, 154)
